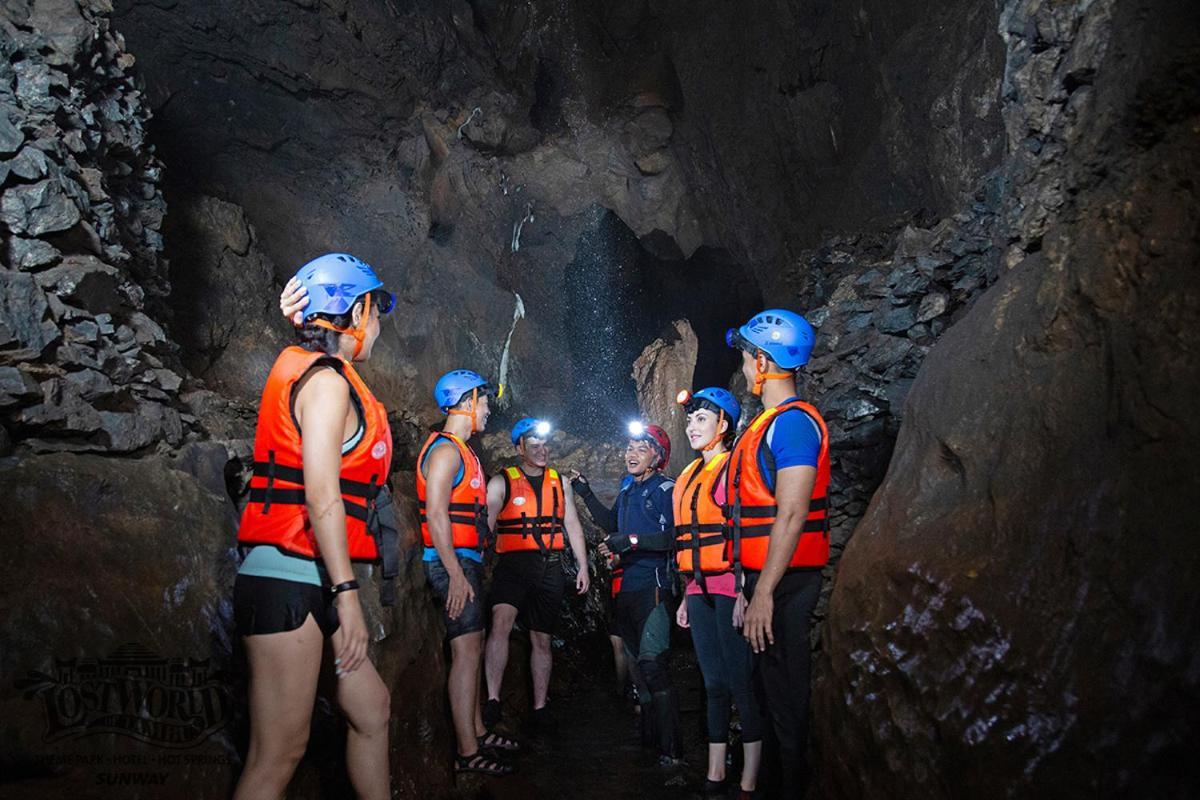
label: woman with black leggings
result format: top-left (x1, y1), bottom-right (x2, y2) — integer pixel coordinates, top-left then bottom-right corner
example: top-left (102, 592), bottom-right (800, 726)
top-left (672, 388), bottom-right (763, 799)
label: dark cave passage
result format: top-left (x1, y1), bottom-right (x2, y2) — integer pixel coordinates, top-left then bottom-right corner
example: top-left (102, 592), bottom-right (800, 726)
top-left (2, 1), bottom-right (1198, 800)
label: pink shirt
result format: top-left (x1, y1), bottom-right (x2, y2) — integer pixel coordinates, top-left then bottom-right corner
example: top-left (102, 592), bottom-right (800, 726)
top-left (683, 468), bottom-right (737, 597)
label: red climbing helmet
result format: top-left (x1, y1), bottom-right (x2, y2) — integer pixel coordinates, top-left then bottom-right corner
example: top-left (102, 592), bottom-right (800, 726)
top-left (628, 420), bottom-right (671, 470)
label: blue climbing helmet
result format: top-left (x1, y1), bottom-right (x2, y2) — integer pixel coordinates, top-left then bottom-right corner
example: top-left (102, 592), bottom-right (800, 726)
top-left (294, 253), bottom-right (395, 323)
top-left (434, 369), bottom-right (497, 413)
top-left (511, 417), bottom-right (552, 446)
top-left (726, 308), bottom-right (815, 369)
top-left (676, 387), bottom-right (741, 430)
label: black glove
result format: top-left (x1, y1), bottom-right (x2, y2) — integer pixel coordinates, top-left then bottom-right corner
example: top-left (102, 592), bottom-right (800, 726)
top-left (571, 473), bottom-right (593, 496)
top-left (607, 533), bottom-right (633, 553)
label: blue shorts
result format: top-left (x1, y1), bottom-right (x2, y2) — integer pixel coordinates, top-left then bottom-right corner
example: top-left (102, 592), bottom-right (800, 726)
top-left (423, 555), bottom-right (485, 640)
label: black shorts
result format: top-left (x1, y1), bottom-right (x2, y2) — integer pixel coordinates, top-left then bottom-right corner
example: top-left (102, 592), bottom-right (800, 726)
top-left (233, 574), bottom-right (340, 638)
top-left (489, 551), bottom-right (567, 634)
top-left (424, 555), bottom-right (486, 640)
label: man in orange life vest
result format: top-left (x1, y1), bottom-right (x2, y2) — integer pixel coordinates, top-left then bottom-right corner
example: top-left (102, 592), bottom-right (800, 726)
top-left (482, 418), bottom-right (589, 735)
top-left (416, 370), bottom-right (518, 777)
top-left (725, 309), bottom-right (830, 797)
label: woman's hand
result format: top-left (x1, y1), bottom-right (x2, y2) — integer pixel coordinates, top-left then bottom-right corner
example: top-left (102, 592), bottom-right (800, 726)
top-left (675, 599), bottom-right (689, 629)
top-left (732, 591), bottom-right (748, 629)
top-left (597, 537), bottom-right (612, 561)
top-left (280, 277), bottom-right (310, 326)
top-left (332, 590), bottom-right (368, 677)
top-left (446, 568), bottom-right (475, 620)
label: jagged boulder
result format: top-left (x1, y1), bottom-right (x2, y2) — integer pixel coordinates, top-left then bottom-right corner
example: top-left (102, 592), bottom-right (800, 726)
top-left (814, 0), bottom-right (1200, 796)
top-left (632, 319), bottom-right (697, 474)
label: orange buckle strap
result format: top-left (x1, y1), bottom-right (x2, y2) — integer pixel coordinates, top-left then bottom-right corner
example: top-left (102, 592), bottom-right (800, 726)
top-left (309, 291), bottom-right (373, 359)
top-left (752, 352), bottom-right (791, 397)
top-left (447, 386), bottom-right (479, 434)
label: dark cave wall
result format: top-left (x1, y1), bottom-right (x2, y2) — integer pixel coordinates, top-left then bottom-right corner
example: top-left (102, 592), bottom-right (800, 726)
top-left (813, 0), bottom-right (1200, 796)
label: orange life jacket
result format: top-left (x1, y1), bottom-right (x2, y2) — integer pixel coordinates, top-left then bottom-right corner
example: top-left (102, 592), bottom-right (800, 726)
top-left (416, 431), bottom-right (488, 551)
top-left (238, 346), bottom-right (393, 561)
top-left (495, 466), bottom-right (566, 553)
top-left (673, 452), bottom-right (732, 589)
top-left (727, 399), bottom-right (830, 574)
top-left (610, 565), bottom-right (623, 597)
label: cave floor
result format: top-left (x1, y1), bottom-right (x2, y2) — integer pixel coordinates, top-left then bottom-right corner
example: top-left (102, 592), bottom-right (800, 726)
top-left (464, 643), bottom-right (720, 800)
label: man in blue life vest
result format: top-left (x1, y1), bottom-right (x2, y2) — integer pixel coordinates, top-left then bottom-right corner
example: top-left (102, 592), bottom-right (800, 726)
top-left (725, 309), bottom-right (831, 798)
top-left (482, 418), bottom-right (590, 736)
top-left (570, 422), bottom-right (681, 765)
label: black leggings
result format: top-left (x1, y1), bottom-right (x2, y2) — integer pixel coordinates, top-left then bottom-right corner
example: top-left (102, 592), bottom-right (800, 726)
top-left (745, 569), bottom-right (822, 797)
top-left (687, 593), bottom-right (763, 743)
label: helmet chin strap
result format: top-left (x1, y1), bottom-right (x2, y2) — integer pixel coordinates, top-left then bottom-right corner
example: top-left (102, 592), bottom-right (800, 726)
top-left (310, 292), bottom-right (372, 360)
top-left (702, 410), bottom-right (726, 452)
top-left (752, 352), bottom-right (791, 397)
top-left (447, 386), bottom-right (479, 435)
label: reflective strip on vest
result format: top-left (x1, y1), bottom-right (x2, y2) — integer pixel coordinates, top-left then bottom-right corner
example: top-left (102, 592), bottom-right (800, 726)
top-left (495, 466), bottom-right (565, 553)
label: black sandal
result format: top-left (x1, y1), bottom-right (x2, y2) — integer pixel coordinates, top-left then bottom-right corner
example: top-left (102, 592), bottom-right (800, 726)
top-left (478, 731), bottom-right (521, 753)
top-left (455, 751), bottom-right (515, 777)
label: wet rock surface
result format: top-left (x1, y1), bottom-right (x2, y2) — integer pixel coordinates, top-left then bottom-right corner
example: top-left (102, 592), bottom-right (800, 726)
top-left (813, 0), bottom-right (1200, 796)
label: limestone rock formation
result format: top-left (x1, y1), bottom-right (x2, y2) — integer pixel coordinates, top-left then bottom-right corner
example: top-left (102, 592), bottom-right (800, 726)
top-left (632, 319), bottom-right (697, 474)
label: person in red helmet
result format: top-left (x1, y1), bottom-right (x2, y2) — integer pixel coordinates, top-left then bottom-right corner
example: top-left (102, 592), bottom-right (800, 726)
top-left (570, 420), bottom-right (681, 765)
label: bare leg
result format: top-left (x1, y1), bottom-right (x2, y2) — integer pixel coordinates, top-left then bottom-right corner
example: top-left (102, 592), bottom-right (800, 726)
top-left (529, 631), bottom-right (552, 710)
top-left (707, 742), bottom-right (728, 782)
top-left (484, 604), bottom-right (519, 703)
top-left (336, 658), bottom-right (391, 800)
top-left (741, 740), bottom-right (763, 792)
top-left (448, 631), bottom-right (484, 755)
top-left (233, 616), bottom-right (323, 800)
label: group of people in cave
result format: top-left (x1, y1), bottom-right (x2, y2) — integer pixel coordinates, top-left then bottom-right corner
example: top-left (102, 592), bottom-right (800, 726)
top-left (228, 252), bottom-right (829, 800)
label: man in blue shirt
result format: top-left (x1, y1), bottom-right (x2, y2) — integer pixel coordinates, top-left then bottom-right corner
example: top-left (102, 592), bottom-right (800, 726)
top-left (570, 422), bottom-right (682, 764)
top-left (726, 309), bottom-right (831, 798)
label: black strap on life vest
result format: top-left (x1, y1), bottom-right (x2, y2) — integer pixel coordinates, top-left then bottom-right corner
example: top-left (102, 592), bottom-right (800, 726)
top-left (688, 481), bottom-right (709, 596)
top-left (731, 452), bottom-right (744, 594)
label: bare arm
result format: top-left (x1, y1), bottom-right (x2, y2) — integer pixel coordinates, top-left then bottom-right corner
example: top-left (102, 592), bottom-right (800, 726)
top-left (296, 367), bottom-right (368, 675)
top-left (755, 465), bottom-right (817, 596)
top-left (486, 473), bottom-right (506, 532)
top-left (743, 464), bottom-right (817, 652)
top-left (296, 369), bottom-right (354, 585)
top-left (562, 482), bottom-right (590, 593)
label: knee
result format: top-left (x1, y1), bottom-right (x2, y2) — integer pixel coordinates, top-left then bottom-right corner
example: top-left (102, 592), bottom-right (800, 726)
top-left (490, 608), bottom-right (516, 637)
top-left (639, 657), bottom-right (670, 693)
top-left (703, 678), bottom-right (730, 702)
top-left (247, 730), bottom-right (309, 778)
top-left (348, 687), bottom-right (391, 737)
top-left (452, 634), bottom-right (482, 663)
top-left (530, 633), bottom-right (551, 656)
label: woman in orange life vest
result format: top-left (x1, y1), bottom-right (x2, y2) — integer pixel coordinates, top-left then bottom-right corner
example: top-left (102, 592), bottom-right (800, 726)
top-left (672, 388), bottom-right (763, 800)
top-left (234, 253), bottom-right (394, 800)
